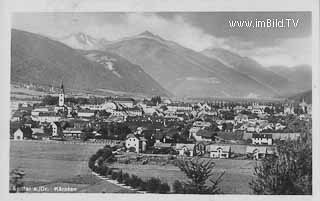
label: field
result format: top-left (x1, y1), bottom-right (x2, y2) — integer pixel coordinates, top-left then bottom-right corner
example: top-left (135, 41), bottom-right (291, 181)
top-left (10, 140), bottom-right (132, 193)
top-left (10, 140), bottom-right (257, 194)
top-left (111, 157), bottom-right (257, 194)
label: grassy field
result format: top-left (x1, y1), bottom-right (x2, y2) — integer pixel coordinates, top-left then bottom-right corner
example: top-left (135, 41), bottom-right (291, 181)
top-left (111, 158), bottom-right (257, 194)
top-left (10, 140), bottom-right (132, 193)
top-left (11, 141), bottom-right (257, 194)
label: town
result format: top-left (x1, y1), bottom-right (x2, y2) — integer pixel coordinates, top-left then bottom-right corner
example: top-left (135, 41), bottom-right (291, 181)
top-left (10, 82), bottom-right (312, 161)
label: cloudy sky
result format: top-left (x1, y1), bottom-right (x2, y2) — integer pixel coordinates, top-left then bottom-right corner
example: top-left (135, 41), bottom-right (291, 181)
top-left (12, 12), bottom-right (311, 67)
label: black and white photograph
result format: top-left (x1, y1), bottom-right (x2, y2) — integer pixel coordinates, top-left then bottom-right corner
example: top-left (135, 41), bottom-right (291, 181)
top-left (1, 0), bottom-right (319, 200)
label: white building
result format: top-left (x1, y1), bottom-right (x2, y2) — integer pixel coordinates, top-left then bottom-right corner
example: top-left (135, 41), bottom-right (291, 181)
top-left (175, 144), bottom-right (195, 157)
top-left (125, 134), bottom-right (147, 153)
top-left (207, 144), bottom-right (231, 158)
top-left (252, 133), bottom-right (273, 145)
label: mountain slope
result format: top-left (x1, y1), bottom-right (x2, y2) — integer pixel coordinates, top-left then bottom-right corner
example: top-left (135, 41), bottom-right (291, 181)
top-left (11, 29), bottom-right (170, 97)
top-left (287, 90), bottom-right (312, 104)
top-left (103, 31), bottom-right (277, 98)
top-left (268, 65), bottom-right (312, 94)
top-left (201, 48), bottom-right (297, 94)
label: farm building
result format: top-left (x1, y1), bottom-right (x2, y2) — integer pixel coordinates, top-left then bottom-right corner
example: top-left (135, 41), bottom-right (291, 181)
top-left (13, 126), bottom-right (33, 140)
top-left (175, 143), bottom-right (195, 157)
top-left (246, 146), bottom-right (267, 160)
top-left (125, 134), bottom-right (147, 153)
top-left (207, 144), bottom-right (231, 158)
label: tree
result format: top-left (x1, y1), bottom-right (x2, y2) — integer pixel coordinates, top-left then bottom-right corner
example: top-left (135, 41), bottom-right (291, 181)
top-left (250, 138), bottom-right (312, 195)
top-left (176, 157), bottom-right (224, 194)
top-left (151, 96), bottom-right (161, 105)
top-left (10, 168), bottom-right (25, 193)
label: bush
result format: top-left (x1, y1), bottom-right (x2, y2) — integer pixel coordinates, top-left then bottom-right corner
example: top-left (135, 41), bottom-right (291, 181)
top-left (139, 180), bottom-right (147, 191)
top-left (104, 167), bottom-right (112, 177)
top-left (111, 171), bottom-right (118, 180)
top-left (117, 171), bottom-right (123, 183)
top-left (100, 166), bottom-right (107, 176)
top-left (146, 177), bottom-right (162, 193)
top-left (173, 180), bottom-right (185, 194)
top-left (123, 173), bottom-right (130, 185)
top-left (129, 174), bottom-right (141, 188)
top-left (159, 183), bottom-right (170, 194)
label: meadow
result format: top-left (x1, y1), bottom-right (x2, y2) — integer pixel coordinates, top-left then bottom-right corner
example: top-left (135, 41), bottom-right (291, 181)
top-left (10, 140), bottom-right (256, 194)
top-left (111, 156), bottom-right (257, 194)
top-left (10, 140), bottom-right (132, 193)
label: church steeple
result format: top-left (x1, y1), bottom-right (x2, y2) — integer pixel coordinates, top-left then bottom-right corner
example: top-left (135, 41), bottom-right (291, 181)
top-left (58, 80), bottom-right (65, 107)
top-left (60, 81), bottom-right (64, 94)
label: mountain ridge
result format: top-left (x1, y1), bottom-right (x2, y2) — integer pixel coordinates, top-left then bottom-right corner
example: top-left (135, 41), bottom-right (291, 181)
top-left (11, 29), bottom-right (170, 97)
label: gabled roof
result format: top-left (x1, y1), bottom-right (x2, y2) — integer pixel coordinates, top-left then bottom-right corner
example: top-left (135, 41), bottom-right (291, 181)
top-left (126, 133), bottom-right (137, 139)
top-left (19, 126), bottom-right (33, 134)
top-left (207, 144), bottom-right (230, 152)
top-left (51, 121), bottom-right (61, 128)
top-left (175, 143), bottom-right (195, 150)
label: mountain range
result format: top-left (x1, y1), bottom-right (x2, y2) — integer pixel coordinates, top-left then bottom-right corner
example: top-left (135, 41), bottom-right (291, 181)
top-left (11, 29), bottom-right (169, 97)
top-left (11, 29), bottom-right (312, 99)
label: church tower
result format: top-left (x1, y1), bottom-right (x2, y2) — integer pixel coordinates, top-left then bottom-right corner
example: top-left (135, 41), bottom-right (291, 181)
top-left (58, 81), bottom-right (65, 107)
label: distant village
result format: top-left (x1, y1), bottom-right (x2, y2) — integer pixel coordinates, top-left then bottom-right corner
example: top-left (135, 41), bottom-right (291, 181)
top-left (10, 83), bottom-right (312, 160)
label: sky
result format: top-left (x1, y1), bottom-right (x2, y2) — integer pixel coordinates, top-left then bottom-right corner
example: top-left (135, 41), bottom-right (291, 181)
top-left (12, 12), bottom-right (312, 67)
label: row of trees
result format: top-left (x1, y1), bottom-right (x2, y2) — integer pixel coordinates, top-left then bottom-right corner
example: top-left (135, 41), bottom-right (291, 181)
top-left (88, 144), bottom-right (226, 194)
top-left (88, 145), bottom-right (171, 193)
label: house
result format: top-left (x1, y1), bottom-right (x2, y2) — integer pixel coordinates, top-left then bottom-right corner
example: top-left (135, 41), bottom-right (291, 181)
top-left (175, 143), bottom-right (195, 156)
top-left (193, 129), bottom-right (216, 142)
top-left (194, 141), bottom-right (211, 156)
top-left (113, 97), bottom-right (135, 108)
top-left (77, 109), bottom-right (95, 118)
top-left (153, 142), bottom-right (173, 154)
top-left (269, 132), bottom-right (301, 141)
top-left (234, 114), bottom-right (248, 124)
top-left (275, 123), bottom-right (286, 131)
top-left (11, 111), bottom-right (24, 122)
top-left (13, 127), bottom-right (33, 140)
top-left (252, 133), bottom-right (273, 145)
top-left (50, 122), bottom-right (62, 137)
top-left (251, 108), bottom-right (263, 115)
top-left (63, 128), bottom-right (83, 139)
top-left (32, 126), bottom-right (50, 140)
top-left (33, 112), bottom-right (61, 123)
top-left (167, 103), bottom-right (192, 112)
top-left (125, 134), bottom-right (147, 153)
top-left (126, 106), bottom-right (143, 116)
top-left (207, 144), bottom-right (231, 158)
top-left (246, 146), bottom-right (267, 160)
top-left (284, 105), bottom-right (295, 115)
top-left (193, 121), bottom-right (212, 128)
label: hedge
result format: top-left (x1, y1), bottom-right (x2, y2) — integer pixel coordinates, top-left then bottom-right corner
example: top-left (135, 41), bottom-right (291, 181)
top-left (111, 171), bottom-right (118, 180)
top-left (173, 180), bottom-right (185, 193)
top-left (146, 177), bottom-right (162, 193)
top-left (88, 148), bottom-right (172, 193)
